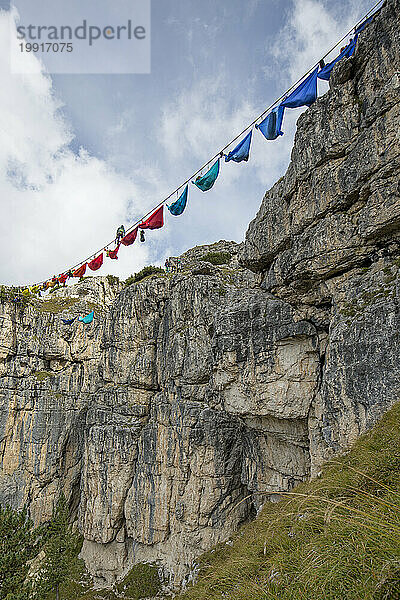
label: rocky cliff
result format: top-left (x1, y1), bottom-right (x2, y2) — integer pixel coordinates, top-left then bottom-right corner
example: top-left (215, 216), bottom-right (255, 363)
top-left (0, 0), bottom-right (399, 592)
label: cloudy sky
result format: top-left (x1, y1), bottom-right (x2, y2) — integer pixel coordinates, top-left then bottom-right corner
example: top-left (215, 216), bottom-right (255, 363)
top-left (0, 0), bottom-right (373, 286)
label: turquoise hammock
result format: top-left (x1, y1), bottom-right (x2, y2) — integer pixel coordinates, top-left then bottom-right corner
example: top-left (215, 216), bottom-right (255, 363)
top-left (193, 158), bottom-right (220, 191)
top-left (79, 310), bottom-right (94, 324)
top-left (168, 185), bottom-right (188, 216)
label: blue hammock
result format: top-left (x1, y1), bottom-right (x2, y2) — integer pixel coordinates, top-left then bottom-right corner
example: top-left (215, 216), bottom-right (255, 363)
top-left (318, 37), bottom-right (358, 81)
top-left (354, 15), bottom-right (373, 34)
top-left (78, 310), bottom-right (94, 324)
top-left (281, 67), bottom-right (319, 109)
top-left (225, 130), bottom-right (252, 163)
top-left (168, 185), bottom-right (188, 216)
top-left (256, 105), bottom-right (285, 140)
top-left (193, 159), bottom-right (220, 191)
top-left (62, 317), bottom-right (77, 325)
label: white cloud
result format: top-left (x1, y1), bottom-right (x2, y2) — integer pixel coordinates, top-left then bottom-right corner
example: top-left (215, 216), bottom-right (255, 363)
top-left (0, 9), bottom-right (150, 286)
top-left (155, 74), bottom-right (301, 256)
top-left (272, 0), bottom-right (371, 84)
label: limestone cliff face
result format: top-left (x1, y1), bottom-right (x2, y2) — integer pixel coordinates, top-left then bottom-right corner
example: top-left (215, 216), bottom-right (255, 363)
top-left (0, 0), bottom-right (399, 591)
top-left (240, 0), bottom-right (400, 471)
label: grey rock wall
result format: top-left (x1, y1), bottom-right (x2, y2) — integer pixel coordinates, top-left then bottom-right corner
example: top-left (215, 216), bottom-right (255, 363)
top-left (0, 0), bottom-right (399, 590)
top-left (240, 0), bottom-right (400, 470)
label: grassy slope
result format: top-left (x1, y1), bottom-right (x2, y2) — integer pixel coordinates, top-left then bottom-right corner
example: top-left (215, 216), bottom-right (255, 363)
top-left (176, 403), bottom-right (400, 600)
top-left (49, 404), bottom-right (400, 600)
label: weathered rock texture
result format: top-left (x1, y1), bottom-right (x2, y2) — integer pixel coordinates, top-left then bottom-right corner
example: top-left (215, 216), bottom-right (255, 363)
top-left (0, 0), bottom-right (399, 591)
top-left (240, 0), bottom-right (400, 470)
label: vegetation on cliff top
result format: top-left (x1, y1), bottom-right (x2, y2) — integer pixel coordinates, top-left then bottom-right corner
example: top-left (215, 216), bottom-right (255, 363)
top-left (176, 402), bottom-right (400, 600)
top-left (199, 251), bottom-right (231, 266)
top-left (124, 265), bottom-right (165, 286)
top-left (33, 297), bottom-right (79, 314)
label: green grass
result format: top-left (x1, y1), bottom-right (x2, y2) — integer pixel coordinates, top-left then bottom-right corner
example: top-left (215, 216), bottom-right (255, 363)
top-left (106, 275), bottom-right (120, 286)
top-left (34, 297), bottom-right (79, 314)
top-left (0, 286), bottom-right (31, 307)
top-left (199, 252), bottom-right (231, 266)
top-left (47, 559), bottom-right (161, 600)
top-left (124, 266), bottom-right (165, 286)
top-left (86, 301), bottom-right (104, 314)
top-left (117, 563), bottom-right (161, 599)
top-left (176, 402), bottom-right (400, 600)
top-left (33, 371), bottom-right (53, 381)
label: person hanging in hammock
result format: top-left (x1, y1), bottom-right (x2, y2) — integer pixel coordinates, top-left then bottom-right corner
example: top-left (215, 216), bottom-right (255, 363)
top-left (116, 225), bottom-right (126, 245)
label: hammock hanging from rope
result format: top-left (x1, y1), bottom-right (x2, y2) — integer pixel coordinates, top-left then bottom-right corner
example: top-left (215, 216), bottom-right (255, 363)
top-left (139, 205), bottom-right (164, 229)
top-left (88, 253), bottom-right (104, 271)
top-left (58, 274), bottom-right (68, 285)
top-left (281, 67), bottom-right (319, 108)
top-left (78, 310), bottom-right (94, 324)
top-left (354, 15), bottom-right (373, 34)
top-left (73, 263), bottom-right (87, 278)
top-left (107, 245), bottom-right (120, 260)
top-left (62, 317), bottom-right (77, 325)
top-left (168, 185), bottom-right (188, 216)
top-left (225, 130), bottom-right (253, 162)
top-left (121, 227), bottom-right (138, 246)
top-left (318, 37), bottom-right (358, 80)
top-left (193, 158), bottom-right (220, 191)
top-left (256, 105), bottom-right (285, 140)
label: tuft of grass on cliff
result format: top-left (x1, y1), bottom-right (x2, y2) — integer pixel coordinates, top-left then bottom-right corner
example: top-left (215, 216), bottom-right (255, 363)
top-left (33, 297), bottom-right (79, 314)
top-left (124, 265), bottom-right (165, 286)
top-left (199, 251), bottom-right (231, 266)
top-left (176, 402), bottom-right (400, 600)
top-left (48, 559), bottom-right (162, 600)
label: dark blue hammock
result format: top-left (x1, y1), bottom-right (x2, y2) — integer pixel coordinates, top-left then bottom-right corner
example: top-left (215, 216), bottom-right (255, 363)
top-left (256, 105), bottom-right (285, 140)
top-left (225, 130), bottom-right (252, 162)
top-left (354, 15), bottom-right (373, 34)
top-left (193, 159), bottom-right (220, 191)
top-left (168, 185), bottom-right (188, 216)
top-left (318, 37), bottom-right (358, 81)
top-left (281, 67), bottom-right (319, 109)
top-left (62, 317), bottom-right (77, 325)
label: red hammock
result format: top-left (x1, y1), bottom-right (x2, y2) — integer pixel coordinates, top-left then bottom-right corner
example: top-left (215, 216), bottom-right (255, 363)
top-left (88, 253), bottom-right (104, 271)
top-left (74, 263), bottom-right (87, 278)
top-left (58, 273), bottom-right (68, 284)
top-left (107, 244), bottom-right (120, 260)
top-left (121, 227), bottom-right (138, 246)
top-left (139, 206), bottom-right (164, 230)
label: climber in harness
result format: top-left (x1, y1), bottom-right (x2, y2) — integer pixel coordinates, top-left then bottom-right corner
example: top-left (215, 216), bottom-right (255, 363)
top-left (140, 230), bottom-right (145, 243)
top-left (165, 258), bottom-right (170, 273)
top-left (116, 225), bottom-right (126, 245)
